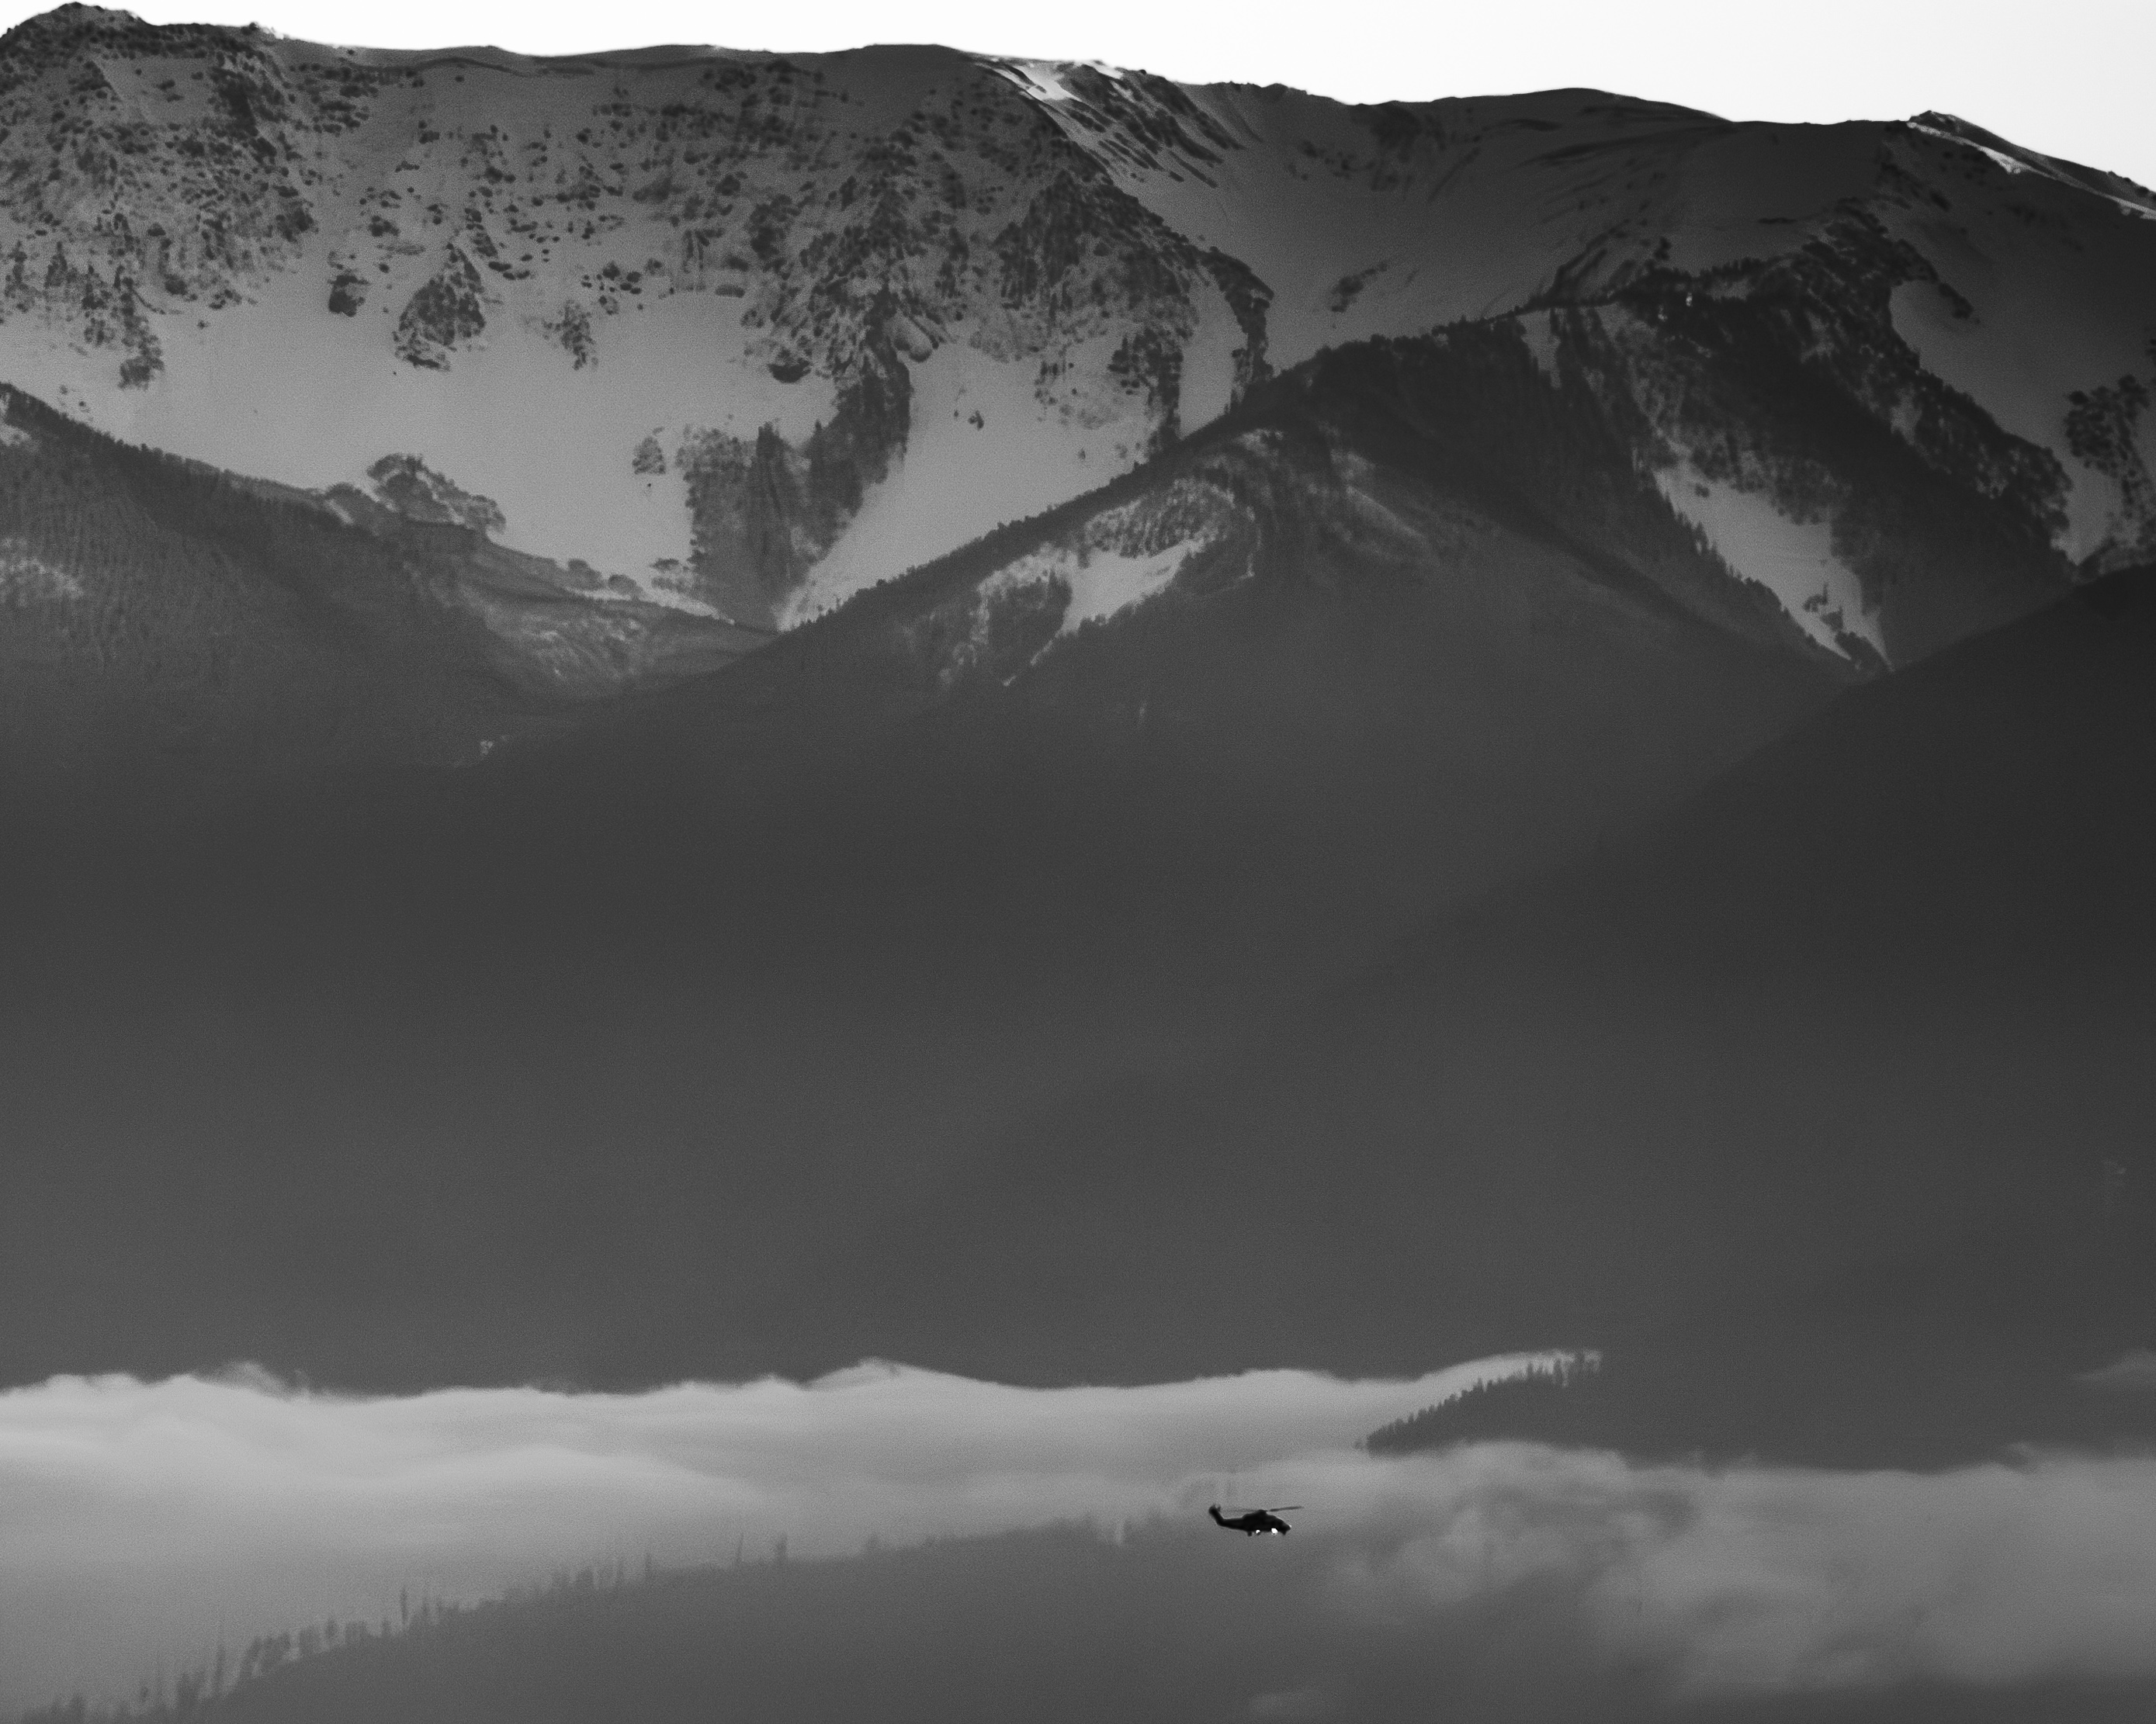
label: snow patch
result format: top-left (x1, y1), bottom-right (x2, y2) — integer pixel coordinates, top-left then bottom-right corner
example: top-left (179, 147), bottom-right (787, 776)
top-left (593, 560), bottom-right (726, 619)
top-left (987, 60), bottom-right (1123, 106)
top-left (1059, 545), bottom-right (1187, 630)
top-left (0, 538), bottom-right (83, 601)
top-left (979, 491), bottom-right (1225, 645)
top-left (1177, 278), bottom-right (1242, 434)
top-left (1515, 310), bottom-right (1560, 385)
top-left (1654, 466), bottom-right (1883, 659)
top-left (989, 539), bottom-right (1193, 638)
top-left (0, 237), bottom-right (834, 587)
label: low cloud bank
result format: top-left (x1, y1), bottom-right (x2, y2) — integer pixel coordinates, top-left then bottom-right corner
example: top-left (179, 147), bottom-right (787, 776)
top-left (5, 1357), bottom-right (2156, 1715)
top-left (0, 1354), bottom-right (1539, 1710)
top-left (1305, 1443), bottom-right (2156, 1695)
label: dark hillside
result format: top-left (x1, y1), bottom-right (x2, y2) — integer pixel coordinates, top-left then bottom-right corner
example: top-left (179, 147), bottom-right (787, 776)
top-left (0, 386), bottom-right (533, 793)
top-left (23, 1522), bottom-right (2155, 1724)
top-left (0, 385), bottom-right (763, 805)
top-left (1364, 1348), bottom-right (2156, 1467)
top-left (818, 566), bottom-right (2156, 1423)
top-left (0, 331), bottom-right (1838, 1393)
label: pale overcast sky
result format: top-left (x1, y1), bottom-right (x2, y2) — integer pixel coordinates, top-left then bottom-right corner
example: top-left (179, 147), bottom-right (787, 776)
top-left (4, 2), bottom-right (2153, 188)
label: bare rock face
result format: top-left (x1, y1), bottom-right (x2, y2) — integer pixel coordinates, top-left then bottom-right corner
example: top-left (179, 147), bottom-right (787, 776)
top-left (327, 269), bottom-right (366, 315)
top-left (0, 5), bottom-right (320, 322)
top-left (3, 241), bottom-right (165, 386)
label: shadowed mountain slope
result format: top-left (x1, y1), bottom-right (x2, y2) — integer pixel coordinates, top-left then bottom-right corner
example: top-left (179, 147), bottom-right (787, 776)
top-left (0, 329), bottom-right (1844, 1393)
top-left (811, 566), bottom-right (2156, 1430)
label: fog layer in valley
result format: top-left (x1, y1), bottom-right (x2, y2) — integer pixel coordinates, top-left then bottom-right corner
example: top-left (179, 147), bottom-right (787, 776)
top-left (8, 1359), bottom-right (2156, 1715)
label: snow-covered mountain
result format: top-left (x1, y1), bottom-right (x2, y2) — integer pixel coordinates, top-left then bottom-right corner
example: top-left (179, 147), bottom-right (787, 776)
top-left (9, 6), bottom-right (2156, 1590)
top-left (2, 2), bottom-right (2152, 705)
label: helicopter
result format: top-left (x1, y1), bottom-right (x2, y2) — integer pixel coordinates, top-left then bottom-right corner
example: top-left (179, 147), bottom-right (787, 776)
top-left (1208, 1504), bottom-right (1302, 1536)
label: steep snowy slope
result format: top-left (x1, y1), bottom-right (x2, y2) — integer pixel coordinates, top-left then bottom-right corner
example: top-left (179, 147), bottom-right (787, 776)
top-left (0, 4), bottom-right (2148, 675)
top-left (992, 71), bottom-right (2156, 573)
top-left (0, 9), bottom-right (1262, 632)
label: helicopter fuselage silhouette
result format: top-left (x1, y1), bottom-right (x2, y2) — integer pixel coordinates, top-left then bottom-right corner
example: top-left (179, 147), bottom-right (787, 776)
top-left (1208, 1504), bottom-right (1298, 1536)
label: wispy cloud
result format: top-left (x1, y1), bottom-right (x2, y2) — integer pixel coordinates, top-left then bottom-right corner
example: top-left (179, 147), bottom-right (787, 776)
top-left (2077, 1348), bottom-right (2156, 1393)
top-left (5, 1359), bottom-right (2156, 1715)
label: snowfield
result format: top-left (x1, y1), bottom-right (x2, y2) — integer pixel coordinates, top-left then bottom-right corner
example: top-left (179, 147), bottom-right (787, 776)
top-left (1655, 465), bottom-right (1884, 660)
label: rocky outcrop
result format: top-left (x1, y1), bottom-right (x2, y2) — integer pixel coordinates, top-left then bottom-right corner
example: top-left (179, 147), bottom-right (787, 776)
top-left (546, 299), bottom-right (595, 369)
top-left (2, 241), bottom-right (164, 385)
top-left (393, 247), bottom-right (487, 369)
top-left (363, 454), bottom-right (506, 537)
top-left (1107, 328), bottom-right (1184, 455)
top-left (986, 170), bottom-right (1208, 386)
top-left (680, 332), bottom-right (914, 625)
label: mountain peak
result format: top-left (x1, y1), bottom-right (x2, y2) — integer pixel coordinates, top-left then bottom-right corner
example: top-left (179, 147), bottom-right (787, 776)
top-left (0, 4), bottom-right (243, 55)
top-left (1908, 108), bottom-right (2156, 211)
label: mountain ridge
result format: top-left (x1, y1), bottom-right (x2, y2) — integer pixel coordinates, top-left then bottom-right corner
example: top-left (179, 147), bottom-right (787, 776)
top-left (0, 3), bottom-right (2149, 701)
